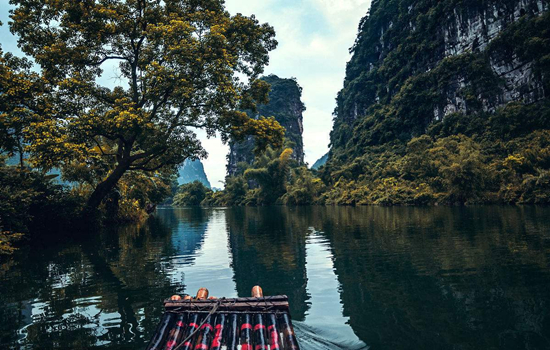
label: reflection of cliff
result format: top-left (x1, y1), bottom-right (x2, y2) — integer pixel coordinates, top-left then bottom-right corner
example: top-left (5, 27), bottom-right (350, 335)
top-left (225, 207), bottom-right (310, 320)
top-left (156, 208), bottom-right (209, 261)
top-left (307, 206), bottom-right (550, 349)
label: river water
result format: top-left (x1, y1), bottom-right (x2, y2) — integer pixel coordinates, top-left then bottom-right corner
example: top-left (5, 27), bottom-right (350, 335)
top-left (1, 206), bottom-right (550, 349)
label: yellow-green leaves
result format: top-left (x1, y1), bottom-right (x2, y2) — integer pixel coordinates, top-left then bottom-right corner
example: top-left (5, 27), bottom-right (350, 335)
top-left (8, 0), bottom-right (280, 209)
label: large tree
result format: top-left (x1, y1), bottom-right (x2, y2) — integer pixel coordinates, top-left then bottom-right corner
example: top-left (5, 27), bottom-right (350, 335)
top-left (9, 0), bottom-right (284, 210)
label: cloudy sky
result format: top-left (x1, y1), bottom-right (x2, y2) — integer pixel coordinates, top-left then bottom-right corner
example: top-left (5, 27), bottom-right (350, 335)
top-left (0, 0), bottom-right (372, 187)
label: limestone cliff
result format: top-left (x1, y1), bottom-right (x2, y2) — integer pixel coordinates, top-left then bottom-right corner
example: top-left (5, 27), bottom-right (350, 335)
top-left (321, 0), bottom-right (550, 205)
top-left (330, 0), bottom-right (549, 157)
top-left (177, 159), bottom-right (211, 189)
top-left (227, 75), bottom-right (305, 176)
top-left (311, 153), bottom-right (328, 170)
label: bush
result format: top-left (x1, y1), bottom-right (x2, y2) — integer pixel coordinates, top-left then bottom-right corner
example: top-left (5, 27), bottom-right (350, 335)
top-left (173, 181), bottom-right (212, 206)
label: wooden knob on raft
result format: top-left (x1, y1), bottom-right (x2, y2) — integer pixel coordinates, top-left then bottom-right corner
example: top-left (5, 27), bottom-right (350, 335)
top-left (251, 285), bottom-right (263, 298)
top-left (196, 287), bottom-right (209, 300)
top-left (170, 295), bottom-right (182, 301)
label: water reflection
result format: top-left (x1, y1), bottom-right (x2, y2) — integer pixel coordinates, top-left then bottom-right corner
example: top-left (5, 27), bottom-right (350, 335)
top-left (0, 206), bottom-right (549, 349)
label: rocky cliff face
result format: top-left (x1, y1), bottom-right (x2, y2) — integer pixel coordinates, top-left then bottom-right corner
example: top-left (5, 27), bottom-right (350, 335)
top-left (438, 0), bottom-right (547, 117)
top-left (227, 75), bottom-right (305, 176)
top-left (330, 0), bottom-right (549, 157)
top-left (177, 159), bottom-right (211, 188)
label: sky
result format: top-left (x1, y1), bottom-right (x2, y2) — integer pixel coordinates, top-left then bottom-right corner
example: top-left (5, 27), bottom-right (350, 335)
top-left (0, 0), bottom-right (373, 188)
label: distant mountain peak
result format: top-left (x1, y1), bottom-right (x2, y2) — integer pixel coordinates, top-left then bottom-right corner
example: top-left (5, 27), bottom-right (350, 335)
top-left (178, 159), bottom-right (211, 188)
top-left (311, 153), bottom-right (328, 170)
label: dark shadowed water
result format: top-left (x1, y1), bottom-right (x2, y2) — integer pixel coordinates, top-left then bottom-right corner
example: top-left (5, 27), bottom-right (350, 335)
top-left (1, 206), bottom-right (550, 349)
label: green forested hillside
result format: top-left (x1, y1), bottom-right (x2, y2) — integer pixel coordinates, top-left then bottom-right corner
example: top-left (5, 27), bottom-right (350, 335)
top-left (321, 0), bottom-right (550, 205)
top-left (197, 75), bottom-right (310, 206)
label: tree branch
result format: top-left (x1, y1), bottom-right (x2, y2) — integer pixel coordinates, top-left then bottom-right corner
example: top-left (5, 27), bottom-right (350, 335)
top-left (92, 56), bottom-right (128, 66)
top-left (92, 138), bottom-right (117, 157)
top-left (130, 161), bottom-right (174, 172)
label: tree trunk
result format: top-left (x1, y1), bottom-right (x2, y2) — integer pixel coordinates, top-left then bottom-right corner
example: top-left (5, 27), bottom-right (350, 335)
top-left (17, 141), bottom-right (24, 169)
top-left (85, 161), bottom-right (129, 211)
top-left (19, 151), bottom-right (24, 169)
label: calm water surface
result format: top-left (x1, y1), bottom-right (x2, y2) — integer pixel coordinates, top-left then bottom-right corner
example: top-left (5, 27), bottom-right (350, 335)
top-left (1, 206), bottom-right (550, 349)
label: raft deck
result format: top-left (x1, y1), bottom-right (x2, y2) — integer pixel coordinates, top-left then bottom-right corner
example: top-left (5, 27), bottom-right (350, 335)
top-left (147, 286), bottom-right (300, 350)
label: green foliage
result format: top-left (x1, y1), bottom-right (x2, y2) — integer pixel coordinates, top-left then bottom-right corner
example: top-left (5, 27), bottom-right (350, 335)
top-left (173, 181), bottom-right (212, 207)
top-left (204, 146), bottom-right (325, 206)
top-left (0, 46), bottom-right (44, 168)
top-left (321, 126), bottom-right (550, 205)
top-left (228, 74), bottom-right (306, 175)
top-left (281, 167), bottom-right (326, 205)
top-left (105, 170), bottom-right (173, 222)
top-left (243, 148), bottom-right (293, 204)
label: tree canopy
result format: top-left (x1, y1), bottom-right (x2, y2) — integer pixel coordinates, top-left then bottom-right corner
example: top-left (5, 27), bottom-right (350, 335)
top-left (8, 0), bottom-right (284, 210)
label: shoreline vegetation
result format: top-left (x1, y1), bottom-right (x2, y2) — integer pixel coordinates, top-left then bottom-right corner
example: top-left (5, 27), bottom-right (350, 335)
top-left (2, 0), bottom-right (550, 257)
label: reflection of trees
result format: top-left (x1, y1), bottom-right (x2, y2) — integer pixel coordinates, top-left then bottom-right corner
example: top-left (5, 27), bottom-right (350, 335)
top-left (306, 206), bottom-right (550, 349)
top-left (0, 215), bottom-right (188, 349)
top-left (226, 207), bottom-right (312, 320)
top-left (2, 206), bottom-right (549, 349)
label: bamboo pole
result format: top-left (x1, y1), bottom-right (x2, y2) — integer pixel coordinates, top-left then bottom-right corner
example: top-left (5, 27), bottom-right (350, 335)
top-left (146, 312), bottom-right (175, 350)
top-left (226, 313), bottom-right (239, 350)
top-left (279, 313), bottom-right (299, 350)
top-left (267, 314), bottom-right (281, 350)
top-left (251, 286), bottom-right (263, 298)
top-left (240, 313), bottom-right (253, 350)
top-left (194, 315), bottom-right (214, 350)
top-left (164, 313), bottom-right (187, 350)
top-left (196, 288), bottom-right (209, 300)
top-left (209, 313), bottom-right (226, 350)
top-left (179, 312), bottom-right (200, 350)
top-left (251, 286), bottom-right (268, 350)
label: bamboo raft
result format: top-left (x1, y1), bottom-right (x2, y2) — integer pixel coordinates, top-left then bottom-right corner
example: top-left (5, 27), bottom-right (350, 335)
top-left (146, 286), bottom-right (300, 350)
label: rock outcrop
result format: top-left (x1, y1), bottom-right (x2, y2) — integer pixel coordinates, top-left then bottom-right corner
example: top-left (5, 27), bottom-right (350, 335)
top-left (227, 75), bottom-right (305, 176)
top-left (330, 0), bottom-right (549, 157)
top-left (177, 159), bottom-right (211, 188)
